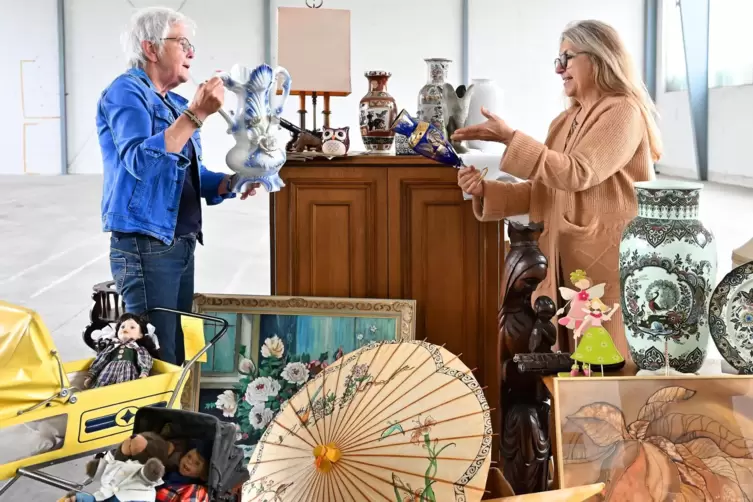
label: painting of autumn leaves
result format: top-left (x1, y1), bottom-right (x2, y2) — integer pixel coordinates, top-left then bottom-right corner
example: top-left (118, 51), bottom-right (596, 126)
top-left (556, 379), bottom-right (753, 501)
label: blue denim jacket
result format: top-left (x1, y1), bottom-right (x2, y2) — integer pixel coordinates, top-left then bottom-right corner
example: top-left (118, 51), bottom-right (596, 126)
top-left (96, 68), bottom-right (234, 244)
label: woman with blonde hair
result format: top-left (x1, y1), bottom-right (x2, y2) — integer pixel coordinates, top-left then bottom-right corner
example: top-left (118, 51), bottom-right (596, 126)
top-left (453, 20), bottom-right (661, 360)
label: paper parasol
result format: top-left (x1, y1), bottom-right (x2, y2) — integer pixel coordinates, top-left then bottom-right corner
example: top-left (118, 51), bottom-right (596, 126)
top-left (243, 339), bottom-right (493, 501)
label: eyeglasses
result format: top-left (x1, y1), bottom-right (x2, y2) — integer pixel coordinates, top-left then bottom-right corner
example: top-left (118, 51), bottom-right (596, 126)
top-left (162, 37), bottom-right (195, 54)
top-left (554, 52), bottom-right (586, 71)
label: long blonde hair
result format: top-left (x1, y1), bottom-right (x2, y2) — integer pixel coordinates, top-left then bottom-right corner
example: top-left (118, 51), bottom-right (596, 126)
top-left (561, 20), bottom-right (662, 161)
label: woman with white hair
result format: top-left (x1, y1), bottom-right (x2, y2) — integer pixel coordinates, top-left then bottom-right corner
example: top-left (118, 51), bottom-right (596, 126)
top-left (453, 20), bottom-right (662, 360)
top-left (97, 7), bottom-right (258, 365)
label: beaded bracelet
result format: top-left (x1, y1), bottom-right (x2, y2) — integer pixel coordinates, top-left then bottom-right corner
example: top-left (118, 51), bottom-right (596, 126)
top-left (183, 109), bottom-right (203, 128)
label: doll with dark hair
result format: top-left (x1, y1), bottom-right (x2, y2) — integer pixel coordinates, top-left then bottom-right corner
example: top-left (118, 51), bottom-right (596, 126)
top-left (84, 312), bottom-right (161, 389)
top-left (156, 439), bottom-right (212, 502)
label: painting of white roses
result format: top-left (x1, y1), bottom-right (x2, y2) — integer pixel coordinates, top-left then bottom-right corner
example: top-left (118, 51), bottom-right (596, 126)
top-left (190, 293), bottom-right (416, 460)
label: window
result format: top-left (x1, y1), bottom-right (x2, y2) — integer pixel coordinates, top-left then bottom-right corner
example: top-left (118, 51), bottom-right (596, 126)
top-left (663, 0), bottom-right (688, 92)
top-left (663, 0), bottom-right (753, 92)
top-left (708, 0), bottom-right (753, 87)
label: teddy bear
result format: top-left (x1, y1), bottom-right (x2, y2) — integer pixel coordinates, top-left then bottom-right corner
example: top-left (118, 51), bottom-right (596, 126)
top-left (58, 431), bottom-right (169, 502)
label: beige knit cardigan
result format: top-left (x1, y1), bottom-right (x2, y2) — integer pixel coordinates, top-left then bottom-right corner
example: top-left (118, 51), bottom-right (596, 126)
top-left (472, 95), bottom-right (654, 357)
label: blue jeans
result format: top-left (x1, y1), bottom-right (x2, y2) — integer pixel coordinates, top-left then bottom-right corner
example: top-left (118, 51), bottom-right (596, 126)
top-left (109, 231), bottom-right (197, 365)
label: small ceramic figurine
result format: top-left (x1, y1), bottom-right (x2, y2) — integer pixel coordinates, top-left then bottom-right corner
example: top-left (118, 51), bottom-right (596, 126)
top-left (570, 298), bottom-right (624, 376)
top-left (556, 269), bottom-right (605, 331)
top-left (320, 126), bottom-right (350, 155)
top-left (442, 83), bottom-right (474, 153)
top-left (84, 313), bottom-right (160, 389)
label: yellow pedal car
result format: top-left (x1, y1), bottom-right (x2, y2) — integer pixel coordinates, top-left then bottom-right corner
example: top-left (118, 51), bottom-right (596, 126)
top-left (0, 300), bottom-right (228, 496)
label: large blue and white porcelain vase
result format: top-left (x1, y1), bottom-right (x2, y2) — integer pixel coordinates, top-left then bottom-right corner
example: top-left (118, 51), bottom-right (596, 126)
top-left (618, 180), bottom-right (717, 374)
top-left (218, 63), bottom-right (291, 192)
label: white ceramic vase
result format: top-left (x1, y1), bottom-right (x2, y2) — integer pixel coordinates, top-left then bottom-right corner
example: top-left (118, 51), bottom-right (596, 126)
top-left (218, 63), bottom-right (292, 192)
top-left (618, 180), bottom-right (717, 374)
top-left (465, 78), bottom-right (503, 151)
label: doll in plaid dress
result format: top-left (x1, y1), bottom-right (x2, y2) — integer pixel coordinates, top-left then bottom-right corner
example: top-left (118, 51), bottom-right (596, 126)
top-left (84, 313), bottom-right (161, 388)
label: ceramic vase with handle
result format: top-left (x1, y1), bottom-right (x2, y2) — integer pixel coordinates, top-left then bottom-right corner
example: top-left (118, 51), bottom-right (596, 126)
top-left (217, 63), bottom-right (291, 192)
top-left (465, 78), bottom-right (503, 151)
top-left (618, 180), bottom-right (717, 374)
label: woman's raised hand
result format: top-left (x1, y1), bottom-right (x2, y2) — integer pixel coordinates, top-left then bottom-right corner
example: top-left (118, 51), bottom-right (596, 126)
top-left (458, 165), bottom-right (485, 197)
top-left (189, 76), bottom-right (225, 121)
top-left (451, 107), bottom-right (514, 144)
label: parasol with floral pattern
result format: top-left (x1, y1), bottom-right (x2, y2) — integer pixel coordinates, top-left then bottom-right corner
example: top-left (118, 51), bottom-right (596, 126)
top-left (242, 339), bottom-right (493, 501)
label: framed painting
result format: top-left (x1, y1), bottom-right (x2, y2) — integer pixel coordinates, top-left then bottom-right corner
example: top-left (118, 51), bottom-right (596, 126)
top-left (190, 293), bottom-right (416, 459)
top-left (553, 375), bottom-right (753, 501)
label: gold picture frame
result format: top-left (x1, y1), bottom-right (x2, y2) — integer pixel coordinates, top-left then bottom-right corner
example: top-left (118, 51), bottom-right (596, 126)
top-left (553, 374), bottom-right (753, 500)
top-left (186, 293), bottom-right (416, 458)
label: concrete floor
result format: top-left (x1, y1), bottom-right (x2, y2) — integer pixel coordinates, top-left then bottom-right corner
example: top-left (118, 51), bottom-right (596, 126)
top-left (0, 173), bottom-right (751, 497)
top-left (0, 174), bottom-right (270, 499)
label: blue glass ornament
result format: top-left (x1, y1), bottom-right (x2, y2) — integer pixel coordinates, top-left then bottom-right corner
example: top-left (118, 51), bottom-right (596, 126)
top-left (390, 109), bottom-right (465, 167)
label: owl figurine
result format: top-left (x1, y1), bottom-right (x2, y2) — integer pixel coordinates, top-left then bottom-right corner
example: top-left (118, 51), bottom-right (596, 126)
top-left (320, 126), bottom-right (350, 155)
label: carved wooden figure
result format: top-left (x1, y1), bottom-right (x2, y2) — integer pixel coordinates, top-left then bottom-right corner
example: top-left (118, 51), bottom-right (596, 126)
top-left (499, 222), bottom-right (549, 360)
top-left (529, 297), bottom-right (557, 354)
top-left (498, 221), bottom-right (555, 495)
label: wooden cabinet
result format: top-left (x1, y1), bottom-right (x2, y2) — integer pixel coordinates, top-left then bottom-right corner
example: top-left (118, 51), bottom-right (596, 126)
top-left (271, 155), bottom-right (504, 451)
top-left (271, 166), bottom-right (389, 298)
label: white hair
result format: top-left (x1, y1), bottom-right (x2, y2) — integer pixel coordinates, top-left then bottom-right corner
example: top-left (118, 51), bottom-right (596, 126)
top-left (121, 7), bottom-right (196, 68)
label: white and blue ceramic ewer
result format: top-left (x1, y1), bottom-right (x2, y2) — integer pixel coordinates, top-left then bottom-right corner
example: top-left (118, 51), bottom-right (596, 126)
top-left (217, 63), bottom-right (292, 193)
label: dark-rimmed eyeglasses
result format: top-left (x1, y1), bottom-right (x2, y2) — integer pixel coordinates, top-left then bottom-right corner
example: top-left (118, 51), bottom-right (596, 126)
top-left (554, 52), bottom-right (586, 71)
top-left (162, 37), bottom-right (195, 54)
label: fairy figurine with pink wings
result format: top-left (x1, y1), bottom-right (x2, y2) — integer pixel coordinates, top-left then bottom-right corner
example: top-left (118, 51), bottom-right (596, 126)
top-left (570, 298), bottom-right (624, 376)
top-left (556, 269), bottom-right (606, 331)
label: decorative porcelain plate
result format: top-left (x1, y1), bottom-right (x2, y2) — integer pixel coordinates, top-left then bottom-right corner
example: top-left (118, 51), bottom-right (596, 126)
top-left (708, 261), bottom-right (753, 373)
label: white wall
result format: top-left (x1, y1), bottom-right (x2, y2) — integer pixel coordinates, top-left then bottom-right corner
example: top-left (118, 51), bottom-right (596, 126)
top-left (655, 1), bottom-right (753, 187)
top-left (469, 0), bottom-right (646, 144)
top-left (0, 0), bottom-right (62, 175)
top-left (65, 0), bottom-right (265, 175)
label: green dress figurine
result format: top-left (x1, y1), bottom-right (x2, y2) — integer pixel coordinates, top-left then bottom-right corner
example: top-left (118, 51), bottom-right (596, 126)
top-left (570, 298), bottom-right (624, 376)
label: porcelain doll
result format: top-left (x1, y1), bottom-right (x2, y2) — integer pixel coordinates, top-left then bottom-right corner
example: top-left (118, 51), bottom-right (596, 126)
top-left (570, 298), bottom-right (624, 377)
top-left (84, 313), bottom-right (160, 389)
top-left (157, 440), bottom-right (212, 502)
top-left (556, 269), bottom-right (605, 331)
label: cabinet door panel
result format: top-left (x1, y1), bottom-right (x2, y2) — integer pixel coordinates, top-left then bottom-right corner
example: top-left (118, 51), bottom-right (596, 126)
top-left (388, 168), bottom-right (499, 373)
top-left (272, 167), bottom-right (388, 298)
top-left (388, 167), bottom-right (502, 461)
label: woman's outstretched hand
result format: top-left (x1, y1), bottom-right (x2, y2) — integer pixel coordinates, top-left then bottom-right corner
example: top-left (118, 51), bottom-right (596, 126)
top-left (458, 166), bottom-right (485, 197)
top-left (451, 107), bottom-right (514, 145)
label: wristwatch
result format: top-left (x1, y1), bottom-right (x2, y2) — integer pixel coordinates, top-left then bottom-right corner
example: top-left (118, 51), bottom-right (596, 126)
top-left (226, 174), bottom-right (238, 193)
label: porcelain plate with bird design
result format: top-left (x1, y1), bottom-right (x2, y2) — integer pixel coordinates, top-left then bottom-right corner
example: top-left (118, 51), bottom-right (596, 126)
top-left (708, 261), bottom-right (753, 373)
